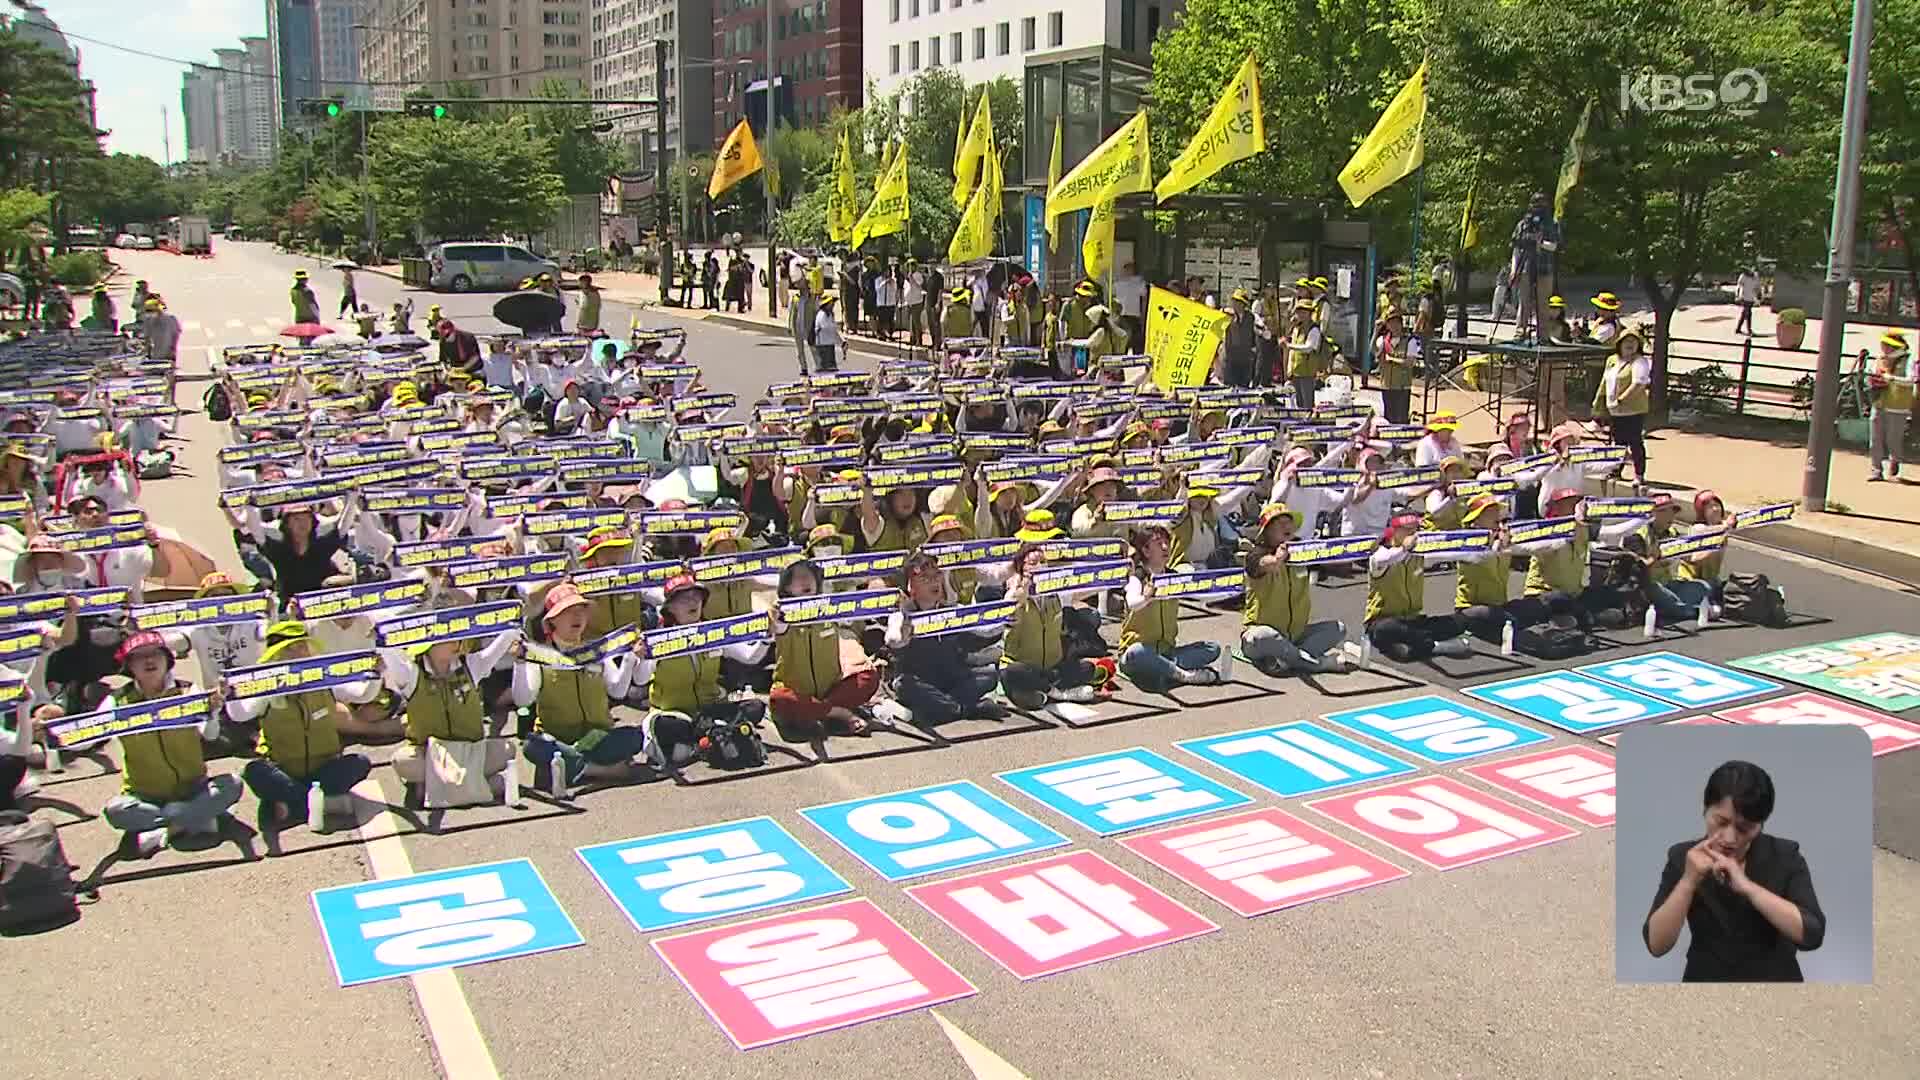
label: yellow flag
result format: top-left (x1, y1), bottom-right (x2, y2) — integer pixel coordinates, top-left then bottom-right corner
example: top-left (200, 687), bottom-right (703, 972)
top-left (948, 171), bottom-right (995, 264)
top-left (1337, 62), bottom-right (1427, 208)
top-left (828, 126), bottom-right (856, 243)
top-left (852, 142), bottom-right (910, 250)
top-left (1555, 100), bottom-right (1593, 219)
top-left (708, 119), bottom-right (764, 200)
top-left (1082, 197), bottom-right (1116, 279)
top-left (1046, 111), bottom-right (1151, 220)
top-left (1459, 154), bottom-right (1480, 251)
top-left (952, 91), bottom-right (993, 209)
top-left (1155, 53), bottom-right (1265, 203)
top-left (1046, 116), bottom-right (1064, 252)
top-left (1145, 286), bottom-right (1231, 389)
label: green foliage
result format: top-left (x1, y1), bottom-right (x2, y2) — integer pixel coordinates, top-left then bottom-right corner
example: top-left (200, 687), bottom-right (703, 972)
top-left (1776, 307), bottom-right (1807, 325)
top-left (0, 27), bottom-right (101, 191)
top-left (523, 80), bottom-right (622, 196)
top-left (65, 154), bottom-right (186, 232)
top-left (46, 250), bottom-right (108, 286)
top-left (368, 117), bottom-right (569, 240)
top-left (0, 187), bottom-right (52, 252)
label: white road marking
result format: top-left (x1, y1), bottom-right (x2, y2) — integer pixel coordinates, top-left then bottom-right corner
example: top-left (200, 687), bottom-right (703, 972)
top-left (250, 325), bottom-right (275, 339)
top-left (931, 1011), bottom-right (1031, 1080)
top-left (226, 318), bottom-right (245, 329)
top-left (181, 320), bottom-right (203, 332)
top-left (348, 777), bottom-right (502, 1080)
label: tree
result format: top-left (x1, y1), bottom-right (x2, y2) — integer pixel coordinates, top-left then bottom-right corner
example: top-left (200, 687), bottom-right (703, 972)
top-left (1426, 0), bottom-right (1838, 414)
top-left (0, 186), bottom-right (51, 262)
top-left (524, 79), bottom-right (621, 197)
top-left (66, 153), bottom-right (183, 231)
top-left (0, 26), bottom-right (100, 191)
top-left (369, 117), bottom-right (569, 241)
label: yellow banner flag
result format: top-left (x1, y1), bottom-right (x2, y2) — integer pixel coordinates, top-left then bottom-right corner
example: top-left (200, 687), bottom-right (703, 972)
top-left (949, 170), bottom-right (995, 264)
top-left (708, 119), bottom-right (764, 200)
top-left (1555, 100), bottom-right (1593, 219)
top-left (1459, 153), bottom-right (1480, 251)
top-left (1083, 197), bottom-right (1116, 279)
top-left (1155, 53), bottom-right (1265, 203)
top-left (852, 142), bottom-right (910, 251)
top-left (1337, 61), bottom-right (1427, 208)
top-left (1046, 116), bottom-right (1064, 252)
top-left (828, 126), bottom-right (856, 243)
top-left (1146, 286), bottom-right (1231, 389)
top-left (1046, 111), bottom-right (1151, 220)
top-left (952, 91), bottom-right (993, 209)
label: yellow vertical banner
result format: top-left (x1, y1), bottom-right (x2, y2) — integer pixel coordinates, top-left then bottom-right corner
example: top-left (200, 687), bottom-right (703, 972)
top-left (1045, 116), bottom-right (1064, 252)
top-left (708, 119), bottom-right (764, 200)
top-left (1082, 197), bottom-right (1116, 280)
top-left (1555, 100), bottom-right (1593, 219)
top-left (1045, 110), bottom-right (1151, 219)
top-left (948, 172), bottom-right (995, 264)
top-left (1459, 152), bottom-right (1480, 251)
top-left (852, 142), bottom-right (910, 250)
top-left (952, 91), bottom-right (993, 209)
top-left (828, 126), bottom-right (856, 243)
top-left (1145, 286), bottom-right (1231, 388)
top-left (1155, 53), bottom-right (1266, 203)
top-left (1337, 61), bottom-right (1427, 208)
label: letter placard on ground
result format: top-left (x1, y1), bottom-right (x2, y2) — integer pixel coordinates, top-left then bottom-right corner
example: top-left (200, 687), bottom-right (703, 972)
top-left (1321, 696), bottom-right (1551, 764)
top-left (649, 898), bottom-right (976, 1051)
top-left (1577, 652), bottom-right (1777, 708)
top-left (311, 858), bottom-right (584, 988)
top-left (998, 748), bottom-right (1252, 837)
top-left (1306, 776), bottom-right (1578, 871)
top-left (1464, 671), bottom-right (1679, 734)
top-left (800, 781), bottom-right (1068, 882)
top-left (1119, 807), bottom-right (1410, 917)
top-left (575, 817), bottom-right (850, 933)
top-left (1714, 692), bottom-right (1920, 757)
top-left (1731, 633), bottom-right (1920, 710)
top-left (1461, 746), bottom-right (1618, 828)
top-left (904, 850), bottom-right (1217, 981)
top-left (1175, 722), bottom-right (1417, 799)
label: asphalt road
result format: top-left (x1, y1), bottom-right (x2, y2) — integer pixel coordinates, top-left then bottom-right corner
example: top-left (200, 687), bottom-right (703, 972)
top-left (12, 242), bottom-right (1920, 1080)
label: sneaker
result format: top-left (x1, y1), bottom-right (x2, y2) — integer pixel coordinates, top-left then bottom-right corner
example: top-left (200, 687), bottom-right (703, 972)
top-left (118, 828), bottom-right (165, 860)
top-left (1007, 688), bottom-right (1048, 711)
top-left (970, 700), bottom-right (1009, 722)
top-left (1051, 685), bottom-right (1098, 704)
top-left (1323, 652), bottom-right (1354, 674)
top-left (1868, 472), bottom-right (1885, 483)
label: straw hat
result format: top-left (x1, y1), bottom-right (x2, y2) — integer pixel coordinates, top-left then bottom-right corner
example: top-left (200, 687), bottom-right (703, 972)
top-left (1591, 291), bottom-right (1622, 312)
top-left (1463, 493), bottom-right (1505, 523)
top-left (927, 514), bottom-right (968, 540)
top-left (1258, 503), bottom-right (1303, 531)
top-left (14, 533), bottom-right (85, 582)
top-left (580, 526), bottom-right (634, 561)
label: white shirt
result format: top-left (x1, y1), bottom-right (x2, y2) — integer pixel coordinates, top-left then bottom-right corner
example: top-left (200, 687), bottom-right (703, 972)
top-left (1115, 274), bottom-right (1148, 318)
top-left (813, 311), bottom-right (842, 347)
top-left (189, 622), bottom-right (264, 689)
top-left (1413, 433), bottom-right (1464, 467)
top-left (874, 275), bottom-right (897, 307)
top-left (902, 272), bottom-right (925, 306)
top-left (1736, 273), bottom-right (1760, 304)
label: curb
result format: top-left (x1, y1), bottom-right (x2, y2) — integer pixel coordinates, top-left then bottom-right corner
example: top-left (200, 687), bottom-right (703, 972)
top-left (1738, 522), bottom-right (1920, 589)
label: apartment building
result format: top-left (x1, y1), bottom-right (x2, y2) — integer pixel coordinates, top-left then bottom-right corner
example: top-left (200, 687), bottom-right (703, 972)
top-left (862, 0), bottom-right (1176, 100)
top-left (709, 0), bottom-right (861, 141)
top-left (589, 0), bottom-right (715, 173)
top-left (181, 66), bottom-right (221, 165)
top-left (357, 0), bottom-right (591, 101)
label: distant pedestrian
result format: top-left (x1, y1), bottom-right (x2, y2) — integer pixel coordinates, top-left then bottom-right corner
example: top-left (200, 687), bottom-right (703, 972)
top-left (576, 274), bottom-right (602, 335)
top-left (290, 270), bottom-right (319, 324)
top-left (337, 266), bottom-right (358, 317)
top-left (1734, 268), bottom-right (1759, 336)
top-left (1868, 330), bottom-right (1914, 482)
top-left (811, 293), bottom-right (842, 372)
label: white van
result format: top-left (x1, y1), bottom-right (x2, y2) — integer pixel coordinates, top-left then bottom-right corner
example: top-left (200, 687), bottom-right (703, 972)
top-left (425, 241), bottom-right (559, 292)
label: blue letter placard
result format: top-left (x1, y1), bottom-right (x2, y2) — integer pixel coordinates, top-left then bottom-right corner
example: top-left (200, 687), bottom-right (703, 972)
top-left (312, 858), bottom-right (583, 987)
top-left (575, 816), bottom-right (851, 933)
top-left (997, 747), bottom-right (1252, 837)
top-left (1576, 651), bottom-right (1779, 709)
top-left (1320, 695), bottom-right (1551, 764)
top-left (1175, 722), bottom-right (1419, 798)
top-left (799, 780), bottom-right (1067, 882)
top-left (1464, 672), bottom-right (1680, 734)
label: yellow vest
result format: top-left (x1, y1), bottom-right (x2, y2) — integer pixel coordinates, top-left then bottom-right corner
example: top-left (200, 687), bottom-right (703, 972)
top-left (1594, 356), bottom-right (1650, 416)
top-left (1171, 509), bottom-right (1215, 568)
top-left (774, 622), bottom-right (842, 699)
top-left (1377, 352), bottom-right (1413, 390)
top-left (705, 578), bottom-right (756, 619)
top-left (1287, 328), bottom-right (1318, 377)
top-left (1878, 352), bottom-right (1915, 411)
top-left (1244, 560), bottom-right (1310, 640)
top-left (1120, 583), bottom-right (1181, 654)
top-left (1673, 543), bottom-right (1724, 583)
top-left (943, 304), bottom-right (974, 338)
top-left (1424, 498), bottom-right (1464, 532)
top-left (1366, 556), bottom-right (1424, 623)
top-left (258, 688), bottom-right (346, 780)
top-left (1455, 553), bottom-right (1512, 609)
top-left (405, 661), bottom-right (487, 744)
top-left (650, 652), bottom-right (722, 713)
top-left (1648, 524), bottom-right (1677, 583)
top-left (872, 513), bottom-right (928, 553)
top-left (1524, 529), bottom-right (1589, 596)
top-left (1003, 594), bottom-right (1065, 668)
top-left (1064, 299), bottom-right (1093, 339)
top-left (115, 683), bottom-right (207, 802)
top-left (535, 664), bottom-right (613, 744)
top-left (588, 592), bottom-right (646, 638)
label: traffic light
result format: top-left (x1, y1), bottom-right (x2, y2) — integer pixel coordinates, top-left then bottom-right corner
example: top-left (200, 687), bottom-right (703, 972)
top-left (297, 97), bottom-right (345, 119)
top-left (405, 101), bottom-right (451, 120)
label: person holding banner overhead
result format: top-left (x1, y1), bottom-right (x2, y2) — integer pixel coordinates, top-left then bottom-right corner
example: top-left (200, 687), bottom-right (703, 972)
top-left (1447, 494), bottom-right (1586, 655)
top-left (767, 559), bottom-right (878, 738)
top-left (512, 584), bottom-right (646, 791)
top-left (99, 632), bottom-right (242, 859)
top-left (883, 554), bottom-right (1008, 726)
top-left (1118, 526), bottom-right (1231, 691)
top-left (1676, 491), bottom-right (1732, 601)
top-left (1516, 488), bottom-right (1630, 632)
top-left (1242, 504), bottom-right (1351, 676)
top-left (1284, 300), bottom-right (1324, 407)
top-left (1640, 494), bottom-right (1714, 624)
top-left (379, 620), bottom-right (522, 801)
top-left (227, 622), bottom-right (377, 834)
top-left (998, 545), bottom-right (1117, 710)
top-left (231, 499), bottom-right (352, 611)
top-left (859, 475), bottom-right (932, 554)
top-left (1366, 513), bottom-right (1474, 662)
top-left (630, 574), bottom-right (770, 760)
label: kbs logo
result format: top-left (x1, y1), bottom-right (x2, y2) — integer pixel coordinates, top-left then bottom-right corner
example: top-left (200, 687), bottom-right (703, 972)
top-left (1619, 69), bottom-right (1767, 117)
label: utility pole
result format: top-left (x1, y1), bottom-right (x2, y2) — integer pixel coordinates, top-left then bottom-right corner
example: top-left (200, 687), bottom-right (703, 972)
top-left (765, 0), bottom-right (777, 317)
top-left (360, 106), bottom-right (377, 262)
top-left (161, 106), bottom-right (171, 168)
top-left (656, 37), bottom-right (673, 306)
top-left (1804, 0), bottom-right (1874, 512)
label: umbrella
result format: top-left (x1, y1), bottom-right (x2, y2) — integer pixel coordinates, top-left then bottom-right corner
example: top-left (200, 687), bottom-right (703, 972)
top-left (372, 333), bottom-right (428, 351)
top-left (493, 290), bottom-right (565, 331)
top-left (281, 323), bottom-right (334, 340)
top-left (145, 527), bottom-right (218, 591)
top-left (331, 259), bottom-right (358, 270)
top-left (311, 333), bottom-right (366, 347)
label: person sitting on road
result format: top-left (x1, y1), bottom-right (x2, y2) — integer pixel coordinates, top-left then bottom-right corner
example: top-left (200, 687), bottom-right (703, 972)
top-left (1117, 525), bottom-right (1231, 691)
top-left (883, 554), bottom-right (1007, 726)
top-left (1677, 490), bottom-right (1733, 604)
top-left (630, 574), bottom-right (768, 765)
top-left (512, 583), bottom-right (644, 791)
top-left (1640, 494), bottom-right (1715, 624)
top-left (378, 623), bottom-right (522, 803)
top-left (859, 479), bottom-right (930, 553)
top-left (1450, 494), bottom-right (1565, 647)
top-left (998, 544), bottom-right (1116, 711)
top-left (100, 631), bottom-right (242, 859)
top-left (1365, 513), bottom-right (1474, 662)
top-left (1521, 488), bottom-right (1627, 631)
top-left (227, 621), bottom-right (377, 834)
top-left (767, 558), bottom-right (877, 740)
top-left (1413, 411), bottom-right (1465, 467)
top-left (1242, 503), bottom-right (1351, 676)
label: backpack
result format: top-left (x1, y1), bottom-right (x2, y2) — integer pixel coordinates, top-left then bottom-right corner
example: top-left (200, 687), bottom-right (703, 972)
top-left (0, 810), bottom-right (79, 931)
top-left (1517, 625), bottom-right (1590, 661)
top-left (203, 382), bottom-right (233, 421)
top-left (1721, 572), bottom-right (1788, 628)
top-left (695, 713), bottom-right (767, 770)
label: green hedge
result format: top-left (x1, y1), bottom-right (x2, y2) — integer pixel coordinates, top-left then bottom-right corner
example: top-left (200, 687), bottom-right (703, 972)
top-left (48, 251), bottom-right (110, 287)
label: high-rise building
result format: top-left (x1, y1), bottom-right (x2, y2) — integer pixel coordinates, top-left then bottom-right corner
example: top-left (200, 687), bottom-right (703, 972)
top-left (358, 0), bottom-right (592, 102)
top-left (589, 0), bottom-right (715, 175)
top-left (266, 0), bottom-right (321, 132)
top-left (181, 66), bottom-right (222, 164)
top-left (314, 0), bottom-right (362, 97)
top-left (5, 2), bottom-right (99, 129)
top-left (862, 0), bottom-right (1175, 102)
top-left (207, 39), bottom-right (277, 166)
top-left (709, 0), bottom-right (860, 140)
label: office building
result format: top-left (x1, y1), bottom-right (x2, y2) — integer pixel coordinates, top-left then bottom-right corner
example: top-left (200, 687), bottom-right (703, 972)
top-left (589, 0), bottom-right (715, 174)
top-left (358, 0), bottom-right (592, 101)
top-left (181, 66), bottom-right (221, 164)
top-left (206, 38), bottom-right (277, 166)
top-left (862, 0), bottom-right (1175, 101)
top-left (709, 0), bottom-right (861, 140)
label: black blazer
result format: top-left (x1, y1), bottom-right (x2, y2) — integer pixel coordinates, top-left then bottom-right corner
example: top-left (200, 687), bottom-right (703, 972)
top-left (1644, 832), bottom-right (1827, 982)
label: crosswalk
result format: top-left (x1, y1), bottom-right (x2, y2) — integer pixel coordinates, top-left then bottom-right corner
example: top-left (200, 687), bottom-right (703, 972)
top-left (180, 318), bottom-right (282, 342)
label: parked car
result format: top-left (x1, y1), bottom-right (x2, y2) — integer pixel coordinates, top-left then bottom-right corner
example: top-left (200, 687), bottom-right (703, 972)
top-left (424, 241), bottom-right (558, 293)
top-left (133, 236), bottom-right (156, 250)
top-left (115, 233), bottom-right (138, 249)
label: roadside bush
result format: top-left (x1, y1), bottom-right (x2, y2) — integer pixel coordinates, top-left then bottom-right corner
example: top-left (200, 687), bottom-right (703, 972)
top-left (47, 251), bottom-right (109, 286)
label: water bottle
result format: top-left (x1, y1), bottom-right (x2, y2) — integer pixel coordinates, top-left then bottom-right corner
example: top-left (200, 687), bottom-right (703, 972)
top-left (1696, 596), bottom-right (1712, 630)
top-left (1356, 636), bottom-right (1372, 670)
top-left (502, 759), bottom-right (522, 808)
top-left (1642, 604), bottom-right (1658, 639)
top-left (46, 745), bottom-right (63, 774)
top-left (1500, 620), bottom-right (1516, 656)
top-left (549, 758), bottom-right (569, 801)
top-left (308, 782), bottom-right (328, 834)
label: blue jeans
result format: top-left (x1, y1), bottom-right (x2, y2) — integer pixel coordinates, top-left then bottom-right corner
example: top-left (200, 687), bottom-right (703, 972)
top-left (525, 726), bottom-right (647, 783)
top-left (242, 754), bottom-right (372, 820)
top-left (104, 775), bottom-right (243, 835)
top-left (1652, 578), bottom-right (1712, 624)
top-left (1119, 641), bottom-right (1220, 692)
top-left (1241, 621), bottom-right (1346, 672)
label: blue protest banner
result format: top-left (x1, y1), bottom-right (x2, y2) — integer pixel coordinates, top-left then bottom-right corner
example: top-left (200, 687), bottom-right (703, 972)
top-left (44, 691), bottom-right (213, 750)
top-left (997, 748), bottom-right (1252, 837)
top-left (1320, 695), bottom-right (1551, 764)
top-left (1464, 671), bottom-right (1681, 734)
top-left (799, 781), bottom-right (1068, 883)
top-left (576, 817), bottom-right (850, 933)
top-left (1175, 722), bottom-right (1418, 798)
top-left (1576, 651), bottom-right (1779, 709)
top-left (311, 858), bottom-right (584, 987)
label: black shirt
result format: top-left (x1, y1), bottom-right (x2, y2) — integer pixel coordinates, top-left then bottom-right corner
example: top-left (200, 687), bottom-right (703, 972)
top-left (261, 529), bottom-right (349, 606)
top-left (1644, 833), bottom-right (1826, 982)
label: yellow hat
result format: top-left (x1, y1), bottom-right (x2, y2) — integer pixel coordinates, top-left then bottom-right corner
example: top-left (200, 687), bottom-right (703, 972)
top-left (1548, 295), bottom-right (1566, 309)
top-left (259, 621), bottom-right (311, 663)
top-left (1463, 492), bottom-right (1505, 522)
top-left (1230, 289), bottom-right (1251, 305)
top-left (1591, 291), bottom-right (1622, 312)
top-left (1426, 411), bottom-right (1460, 432)
top-left (1074, 281), bottom-right (1099, 298)
top-left (820, 291), bottom-right (839, 306)
top-left (580, 525), bottom-right (634, 560)
top-left (1014, 509), bottom-right (1065, 542)
top-left (1187, 485), bottom-right (1221, 500)
top-left (806, 523), bottom-right (848, 549)
top-left (293, 269), bottom-right (309, 279)
top-left (927, 514), bottom-right (968, 539)
top-left (1881, 329), bottom-right (1909, 350)
top-left (700, 526), bottom-right (741, 553)
top-left (143, 298), bottom-right (162, 311)
top-left (1258, 503), bottom-right (1303, 531)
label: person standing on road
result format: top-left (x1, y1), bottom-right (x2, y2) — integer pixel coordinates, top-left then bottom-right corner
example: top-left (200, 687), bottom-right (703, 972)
top-left (290, 270), bottom-right (319, 324)
top-left (901, 260), bottom-right (927, 348)
top-left (787, 256), bottom-right (818, 375)
top-left (1734, 268), bottom-right (1760, 336)
top-left (131, 279), bottom-right (150, 313)
top-left (576, 274), bottom-right (603, 335)
top-left (872, 260), bottom-right (898, 342)
top-left (337, 265), bottom-right (358, 318)
top-left (1284, 300), bottom-right (1324, 407)
top-left (1218, 290), bottom-right (1260, 388)
top-left (1115, 262), bottom-right (1148, 352)
top-left (702, 251), bottom-right (720, 310)
top-left (141, 298), bottom-right (180, 370)
top-left (810, 292), bottom-right (842, 372)
top-left (1868, 329), bottom-right (1914, 482)
top-left (1593, 327), bottom-right (1653, 492)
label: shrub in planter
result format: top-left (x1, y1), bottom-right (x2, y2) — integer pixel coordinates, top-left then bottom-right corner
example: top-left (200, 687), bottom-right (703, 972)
top-left (1776, 307), bottom-right (1808, 349)
top-left (47, 251), bottom-right (107, 286)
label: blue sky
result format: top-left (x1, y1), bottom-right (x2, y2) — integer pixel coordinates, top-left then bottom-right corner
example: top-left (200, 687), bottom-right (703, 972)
top-left (35, 0), bottom-right (267, 163)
